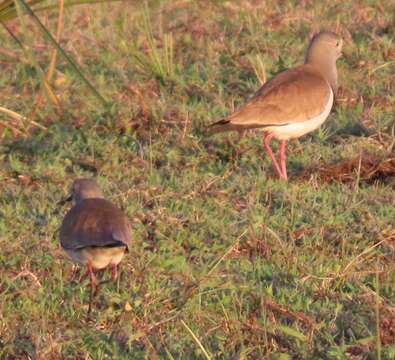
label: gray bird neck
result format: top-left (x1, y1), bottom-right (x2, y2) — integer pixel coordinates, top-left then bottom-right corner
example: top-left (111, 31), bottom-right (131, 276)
top-left (305, 55), bottom-right (338, 95)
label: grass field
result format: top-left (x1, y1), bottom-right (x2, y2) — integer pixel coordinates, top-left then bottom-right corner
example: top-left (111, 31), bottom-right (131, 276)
top-left (0, 0), bottom-right (394, 358)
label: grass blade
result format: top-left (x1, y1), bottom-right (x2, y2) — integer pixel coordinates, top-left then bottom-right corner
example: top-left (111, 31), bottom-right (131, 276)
top-left (10, 1), bottom-right (61, 109)
top-left (375, 260), bottom-right (382, 360)
top-left (180, 320), bottom-right (212, 360)
top-left (47, 0), bottom-right (64, 82)
top-left (275, 325), bottom-right (307, 342)
top-left (15, 0), bottom-right (109, 108)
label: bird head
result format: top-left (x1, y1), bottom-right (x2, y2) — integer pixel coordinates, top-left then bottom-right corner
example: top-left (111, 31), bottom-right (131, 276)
top-left (59, 178), bottom-right (104, 205)
top-left (306, 31), bottom-right (343, 64)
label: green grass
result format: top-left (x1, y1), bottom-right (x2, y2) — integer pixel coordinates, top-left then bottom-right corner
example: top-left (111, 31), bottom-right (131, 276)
top-left (1, 1), bottom-right (394, 358)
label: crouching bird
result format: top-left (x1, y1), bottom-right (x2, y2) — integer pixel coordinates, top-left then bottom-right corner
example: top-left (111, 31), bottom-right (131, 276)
top-left (59, 178), bottom-right (132, 313)
top-left (208, 31), bottom-right (343, 180)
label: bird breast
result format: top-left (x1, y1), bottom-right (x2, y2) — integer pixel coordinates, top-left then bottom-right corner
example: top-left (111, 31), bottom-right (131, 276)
top-left (66, 246), bottom-right (127, 269)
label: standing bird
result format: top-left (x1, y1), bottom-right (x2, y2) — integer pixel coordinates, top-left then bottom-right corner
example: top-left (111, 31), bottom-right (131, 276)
top-left (59, 178), bottom-right (132, 312)
top-left (209, 31), bottom-right (343, 180)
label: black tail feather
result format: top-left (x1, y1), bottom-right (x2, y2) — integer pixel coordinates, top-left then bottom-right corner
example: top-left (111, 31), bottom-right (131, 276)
top-left (208, 119), bottom-right (230, 128)
top-left (206, 118), bottom-right (233, 135)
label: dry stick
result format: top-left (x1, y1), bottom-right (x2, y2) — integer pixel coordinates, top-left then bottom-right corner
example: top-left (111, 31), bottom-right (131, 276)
top-left (186, 229), bottom-right (247, 303)
top-left (360, 283), bottom-right (395, 308)
top-left (265, 226), bottom-right (287, 254)
top-left (302, 237), bottom-right (390, 286)
top-left (143, 335), bottom-right (160, 358)
top-left (205, 229), bottom-right (247, 278)
top-left (340, 238), bottom-right (387, 277)
top-left (47, 0), bottom-right (64, 82)
top-left (180, 319), bottom-right (212, 360)
top-left (16, 0), bottom-right (108, 108)
top-left (12, 269), bottom-right (42, 287)
top-left (353, 152), bottom-right (362, 195)
top-left (6, 1), bottom-right (61, 110)
top-left (0, 106), bottom-right (47, 130)
top-left (34, 0), bottom-right (65, 115)
top-left (148, 312), bottom-right (181, 331)
top-left (181, 111), bottom-right (189, 140)
top-left (374, 259), bottom-right (382, 360)
top-left (371, 60), bottom-right (395, 74)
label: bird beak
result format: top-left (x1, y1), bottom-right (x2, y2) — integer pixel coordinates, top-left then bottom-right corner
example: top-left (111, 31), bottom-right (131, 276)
top-left (58, 194), bottom-right (72, 206)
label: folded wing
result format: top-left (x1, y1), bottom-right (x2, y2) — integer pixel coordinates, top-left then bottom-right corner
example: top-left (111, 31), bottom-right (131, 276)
top-left (209, 64), bottom-right (331, 133)
top-left (60, 199), bottom-right (132, 251)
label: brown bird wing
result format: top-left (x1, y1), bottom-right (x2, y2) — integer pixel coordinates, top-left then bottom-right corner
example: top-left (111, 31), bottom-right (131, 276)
top-left (210, 64), bottom-right (331, 132)
top-left (60, 198), bottom-right (132, 251)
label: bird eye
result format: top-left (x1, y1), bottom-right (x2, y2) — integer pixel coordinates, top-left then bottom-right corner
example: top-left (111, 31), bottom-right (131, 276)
top-left (336, 41), bottom-right (340, 47)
